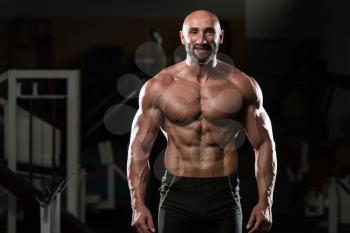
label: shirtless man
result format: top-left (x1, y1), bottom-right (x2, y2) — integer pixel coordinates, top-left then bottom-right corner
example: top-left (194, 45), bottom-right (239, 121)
top-left (127, 10), bottom-right (277, 233)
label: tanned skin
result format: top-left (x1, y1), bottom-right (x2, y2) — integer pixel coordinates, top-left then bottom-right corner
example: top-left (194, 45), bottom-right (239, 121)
top-left (127, 10), bottom-right (277, 233)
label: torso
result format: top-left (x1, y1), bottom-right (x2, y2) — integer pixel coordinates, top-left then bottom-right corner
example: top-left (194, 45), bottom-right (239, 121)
top-left (155, 61), bottom-right (248, 177)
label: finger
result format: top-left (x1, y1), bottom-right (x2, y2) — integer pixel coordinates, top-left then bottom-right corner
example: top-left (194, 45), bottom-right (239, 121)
top-left (141, 225), bottom-right (151, 233)
top-left (135, 220), bottom-right (147, 233)
top-left (135, 225), bottom-right (143, 233)
top-left (261, 216), bottom-right (271, 232)
top-left (259, 219), bottom-right (268, 233)
top-left (247, 225), bottom-right (257, 233)
top-left (261, 222), bottom-right (269, 232)
top-left (247, 222), bottom-right (257, 233)
top-left (247, 224), bottom-right (259, 233)
top-left (140, 218), bottom-right (152, 233)
top-left (247, 218), bottom-right (262, 233)
top-left (145, 214), bottom-right (156, 232)
top-left (261, 221), bottom-right (270, 233)
top-left (142, 225), bottom-right (151, 233)
top-left (266, 222), bottom-right (272, 232)
top-left (263, 221), bottom-right (270, 232)
top-left (246, 212), bottom-right (256, 230)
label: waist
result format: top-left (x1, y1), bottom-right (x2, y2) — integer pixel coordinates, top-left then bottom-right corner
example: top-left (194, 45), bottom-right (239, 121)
top-left (164, 150), bottom-right (238, 176)
top-left (161, 169), bottom-right (239, 187)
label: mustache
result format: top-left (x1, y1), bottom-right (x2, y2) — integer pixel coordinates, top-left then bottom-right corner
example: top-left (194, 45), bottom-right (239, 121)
top-left (193, 44), bottom-right (212, 50)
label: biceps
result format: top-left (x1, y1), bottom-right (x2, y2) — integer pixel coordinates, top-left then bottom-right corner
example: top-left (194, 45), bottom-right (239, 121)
top-left (245, 106), bottom-right (274, 150)
top-left (129, 108), bottom-right (162, 155)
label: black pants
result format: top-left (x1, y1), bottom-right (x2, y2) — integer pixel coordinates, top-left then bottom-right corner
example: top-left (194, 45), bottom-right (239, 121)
top-left (158, 170), bottom-right (242, 233)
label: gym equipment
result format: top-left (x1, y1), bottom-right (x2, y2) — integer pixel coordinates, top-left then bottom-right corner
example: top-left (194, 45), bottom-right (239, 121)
top-left (305, 175), bottom-right (350, 233)
top-left (0, 69), bottom-right (82, 233)
top-left (0, 164), bottom-right (96, 233)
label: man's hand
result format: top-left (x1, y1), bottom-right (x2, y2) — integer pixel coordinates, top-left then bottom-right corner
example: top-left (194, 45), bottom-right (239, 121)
top-left (246, 203), bottom-right (272, 233)
top-left (131, 204), bottom-right (156, 233)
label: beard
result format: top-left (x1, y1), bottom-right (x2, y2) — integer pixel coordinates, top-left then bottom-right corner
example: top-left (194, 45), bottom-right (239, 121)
top-left (185, 42), bottom-right (218, 64)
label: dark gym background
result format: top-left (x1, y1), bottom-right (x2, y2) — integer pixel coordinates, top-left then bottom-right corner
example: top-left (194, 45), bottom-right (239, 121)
top-left (0, 1), bottom-right (350, 233)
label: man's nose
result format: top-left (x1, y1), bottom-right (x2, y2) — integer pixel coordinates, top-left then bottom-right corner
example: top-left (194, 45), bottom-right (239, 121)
top-left (196, 31), bottom-right (207, 44)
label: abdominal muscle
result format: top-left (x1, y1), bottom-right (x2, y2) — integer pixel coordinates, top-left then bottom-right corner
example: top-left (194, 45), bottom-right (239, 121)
top-left (163, 137), bottom-right (239, 177)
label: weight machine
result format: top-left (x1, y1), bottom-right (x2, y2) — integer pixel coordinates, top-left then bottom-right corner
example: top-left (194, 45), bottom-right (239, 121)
top-left (0, 70), bottom-right (83, 233)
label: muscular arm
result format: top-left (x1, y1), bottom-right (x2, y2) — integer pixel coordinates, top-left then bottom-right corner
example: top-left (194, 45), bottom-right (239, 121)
top-left (127, 80), bottom-right (162, 208)
top-left (127, 79), bottom-right (163, 233)
top-left (241, 77), bottom-right (277, 232)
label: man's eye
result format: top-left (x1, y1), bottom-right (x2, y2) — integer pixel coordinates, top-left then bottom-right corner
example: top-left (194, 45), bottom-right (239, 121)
top-left (206, 29), bottom-right (215, 34)
top-left (190, 30), bottom-right (198, 34)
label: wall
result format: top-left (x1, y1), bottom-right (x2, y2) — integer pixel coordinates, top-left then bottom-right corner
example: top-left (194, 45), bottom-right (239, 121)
top-left (3, 0), bottom-right (350, 75)
top-left (245, 0), bottom-right (325, 76)
top-left (246, 0), bottom-right (350, 76)
top-left (0, 0), bottom-right (244, 18)
top-left (321, 0), bottom-right (350, 75)
top-left (246, 0), bottom-right (321, 39)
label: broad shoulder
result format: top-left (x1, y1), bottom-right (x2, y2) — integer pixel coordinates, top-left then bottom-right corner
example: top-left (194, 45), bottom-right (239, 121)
top-left (224, 64), bottom-right (262, 106)
top-left (145, 67), bottom-right (175, 89)
top-left (142, 61), bottom-right (186, 91)
top-left (139, 66), bottom-right (176, 105)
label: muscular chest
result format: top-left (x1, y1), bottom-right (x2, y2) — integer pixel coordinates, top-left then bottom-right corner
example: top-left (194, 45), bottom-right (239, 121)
top-left (159, 81), bottom-right (244, 123)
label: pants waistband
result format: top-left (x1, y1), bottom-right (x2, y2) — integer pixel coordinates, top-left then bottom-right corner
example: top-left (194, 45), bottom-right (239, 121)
top-left (161, 170), bottom-right (239, 186)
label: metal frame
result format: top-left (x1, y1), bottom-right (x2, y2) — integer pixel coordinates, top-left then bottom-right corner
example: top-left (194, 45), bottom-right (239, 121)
top-left (40, 193), bottom-right (61, 233)
top-left (305, 176), bottom-right (350, 233)
top-left (1, 69), bottom-right (82, 233)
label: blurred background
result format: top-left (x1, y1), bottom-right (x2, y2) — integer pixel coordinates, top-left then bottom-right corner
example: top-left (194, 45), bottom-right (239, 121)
top-left (0, 0), bottom-right (349, 233)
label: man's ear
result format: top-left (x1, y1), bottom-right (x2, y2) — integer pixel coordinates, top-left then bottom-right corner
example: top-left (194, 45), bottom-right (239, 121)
top-left (179, 30), bottom-right (185, 45)
top-left (219, 29), bottom-right (224, 44)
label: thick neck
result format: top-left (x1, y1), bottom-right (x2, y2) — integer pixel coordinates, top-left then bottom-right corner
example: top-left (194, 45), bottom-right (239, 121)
top-left (185, 55), bottom-right (218, 80)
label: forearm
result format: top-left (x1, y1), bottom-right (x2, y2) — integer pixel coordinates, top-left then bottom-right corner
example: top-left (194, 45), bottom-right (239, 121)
top-left (127, 155), bottom-right (150, 208)
top-left (255, 141), bottom-right (277, 208)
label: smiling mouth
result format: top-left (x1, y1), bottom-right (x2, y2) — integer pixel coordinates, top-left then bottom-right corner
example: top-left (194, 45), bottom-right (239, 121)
top-left (194, 46), bottom-right (211, 55)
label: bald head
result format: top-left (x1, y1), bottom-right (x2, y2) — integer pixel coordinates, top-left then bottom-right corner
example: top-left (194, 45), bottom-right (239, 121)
top-left (182, 10), bottom-right (221, 32)
top-left (180, 10), bottom-right (223, 65)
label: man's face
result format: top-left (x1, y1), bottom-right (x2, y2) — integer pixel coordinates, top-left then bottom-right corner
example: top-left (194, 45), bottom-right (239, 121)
top-left (180, 14), bottom-right (223, 64)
